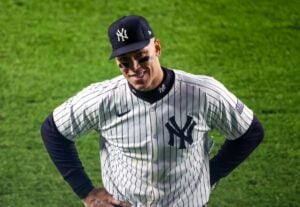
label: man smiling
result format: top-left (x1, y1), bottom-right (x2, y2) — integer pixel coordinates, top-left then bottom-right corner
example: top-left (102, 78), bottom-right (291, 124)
top-left (115, 38), bottom-right (163, 92)
top-left (41, 15), bottom-right (264, 207)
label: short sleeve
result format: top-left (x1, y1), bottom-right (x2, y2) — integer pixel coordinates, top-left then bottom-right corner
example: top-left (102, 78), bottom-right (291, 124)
top-left (206, 78), bottom-right (253, 140)
top-left (53, 84), bottom-right (101, 141)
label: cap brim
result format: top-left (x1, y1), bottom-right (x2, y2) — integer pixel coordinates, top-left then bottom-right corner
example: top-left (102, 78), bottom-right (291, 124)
top-left (109, 39), bottom-right (150, 59)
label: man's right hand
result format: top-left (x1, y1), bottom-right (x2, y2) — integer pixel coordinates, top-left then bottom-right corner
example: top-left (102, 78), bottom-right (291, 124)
top-left (82, 188), bottom-right (131, 207)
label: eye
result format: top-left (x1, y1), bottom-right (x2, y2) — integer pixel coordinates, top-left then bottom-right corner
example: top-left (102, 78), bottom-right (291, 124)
top-left (118, 62), bottom-right (130, 68)
top-left (138, 56), bottom-right (150, 64)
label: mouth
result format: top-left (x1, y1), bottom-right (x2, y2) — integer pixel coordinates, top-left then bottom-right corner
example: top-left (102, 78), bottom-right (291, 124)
top-left (128, 70), bottom-right (146, 79)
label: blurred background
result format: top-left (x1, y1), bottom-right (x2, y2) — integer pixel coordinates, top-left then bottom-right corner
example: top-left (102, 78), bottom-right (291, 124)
top-left (0, 0), bottom-right (299, 206)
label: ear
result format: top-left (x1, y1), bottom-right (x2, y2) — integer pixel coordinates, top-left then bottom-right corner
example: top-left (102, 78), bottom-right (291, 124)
top-left (154, 39), bottom-right (161, 57)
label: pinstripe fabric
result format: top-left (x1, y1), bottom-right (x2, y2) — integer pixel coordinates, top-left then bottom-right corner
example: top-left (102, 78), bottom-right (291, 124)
top-left (53, 69), bottom-right (253, 206)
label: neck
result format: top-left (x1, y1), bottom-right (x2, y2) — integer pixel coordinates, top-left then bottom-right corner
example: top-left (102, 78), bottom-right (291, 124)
top-left (128, 67), bottom-right (175, 103)
top-left (148, 65), bottom-right (164, 91)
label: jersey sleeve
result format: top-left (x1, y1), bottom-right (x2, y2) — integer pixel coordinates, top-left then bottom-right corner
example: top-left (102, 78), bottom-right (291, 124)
top-left (205, 78), bottom-right (253, 140)
top-left (53, 84), bottom-right (101, 141)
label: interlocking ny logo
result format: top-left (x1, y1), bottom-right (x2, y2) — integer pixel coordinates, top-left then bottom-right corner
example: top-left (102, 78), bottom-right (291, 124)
top-left (165, 116), bottom-right (196, 149)
top-left (116, 28), bottom-right (128, 42)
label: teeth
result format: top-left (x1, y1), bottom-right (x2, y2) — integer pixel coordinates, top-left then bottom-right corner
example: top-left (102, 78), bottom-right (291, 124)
top-left (128, 71), bottom-right (145, 78)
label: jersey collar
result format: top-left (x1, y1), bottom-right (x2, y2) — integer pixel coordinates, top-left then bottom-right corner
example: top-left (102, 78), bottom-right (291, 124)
top-left (128, 67), bottom-right (175, 103)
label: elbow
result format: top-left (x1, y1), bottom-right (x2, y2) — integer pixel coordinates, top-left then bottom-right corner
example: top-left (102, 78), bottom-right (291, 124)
top-left (254, 115), bottom-right (265, 144)
top-left (259, 124), bottom-right (264, 144)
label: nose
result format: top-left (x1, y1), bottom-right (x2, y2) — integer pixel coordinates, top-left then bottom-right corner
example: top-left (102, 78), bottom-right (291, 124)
top-left (130, 59), bottom-right (141, 71)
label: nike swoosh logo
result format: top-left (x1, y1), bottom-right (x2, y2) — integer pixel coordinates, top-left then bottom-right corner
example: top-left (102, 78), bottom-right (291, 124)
top-left (116, 110), bottom-right (131, 117)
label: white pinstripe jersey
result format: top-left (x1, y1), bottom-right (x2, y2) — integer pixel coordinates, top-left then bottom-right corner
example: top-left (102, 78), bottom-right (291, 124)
top-left (53, 69), bottom-right (253, 207)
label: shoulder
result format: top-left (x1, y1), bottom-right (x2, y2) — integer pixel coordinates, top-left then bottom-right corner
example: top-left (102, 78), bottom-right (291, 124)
top-left (173, 69), bottom-right (213, 81)
top-left (172, 69), bottom-right (225, 93)
top-left (56, 75), bottom-right (127, 109)
top-left (79, 75), bottom-right (127, 97)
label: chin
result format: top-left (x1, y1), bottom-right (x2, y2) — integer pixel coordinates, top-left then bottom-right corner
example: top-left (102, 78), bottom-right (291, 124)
top-left (130, 80), bottom-right (150, 91)
top-left (133, 85), bottom-right (148, 91)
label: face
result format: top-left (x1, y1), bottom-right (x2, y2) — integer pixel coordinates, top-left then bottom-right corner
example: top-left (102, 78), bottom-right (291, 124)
top-left (115, 39), bottom-right (163, 91)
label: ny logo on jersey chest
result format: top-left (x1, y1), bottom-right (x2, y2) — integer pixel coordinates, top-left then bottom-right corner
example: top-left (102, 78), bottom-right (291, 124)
top-left (165, 116), bottom-right (196, 149)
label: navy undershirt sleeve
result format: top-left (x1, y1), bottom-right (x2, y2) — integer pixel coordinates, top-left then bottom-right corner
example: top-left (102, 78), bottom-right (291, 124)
top-left (40, 114), bottom-right (94, 199)
top-left (209, 115), bottom-right (264, 185)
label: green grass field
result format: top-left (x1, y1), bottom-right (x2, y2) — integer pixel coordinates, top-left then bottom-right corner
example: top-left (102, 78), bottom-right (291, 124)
top-left (0, 0), bottom-right (299, 206)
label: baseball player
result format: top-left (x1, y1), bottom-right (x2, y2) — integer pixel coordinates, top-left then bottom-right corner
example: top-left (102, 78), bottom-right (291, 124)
top-left (41, 15), bottom-right (264, 207)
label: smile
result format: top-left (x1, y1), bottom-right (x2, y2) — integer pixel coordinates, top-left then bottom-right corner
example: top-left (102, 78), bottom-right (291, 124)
top-left (128, 70), bottom-right (146, 78)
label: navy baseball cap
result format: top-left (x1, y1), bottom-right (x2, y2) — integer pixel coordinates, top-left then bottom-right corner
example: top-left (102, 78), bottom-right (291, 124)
top-left (108, 15), bottom-right (154, 59)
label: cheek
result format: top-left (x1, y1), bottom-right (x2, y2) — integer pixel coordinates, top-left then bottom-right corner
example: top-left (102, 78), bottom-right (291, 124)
top-left (119, 69), bottom-right (128, 76)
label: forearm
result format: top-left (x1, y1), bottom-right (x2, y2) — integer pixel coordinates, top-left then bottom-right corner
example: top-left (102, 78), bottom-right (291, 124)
top-left (209, 115), bottom-right (264, 185)
top-left (40, 114), bottom-right (94, 199)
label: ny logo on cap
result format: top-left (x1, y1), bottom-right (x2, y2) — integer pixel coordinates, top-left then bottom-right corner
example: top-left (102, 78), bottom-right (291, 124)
top-left (116, 28), bottom-right (128, 42)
